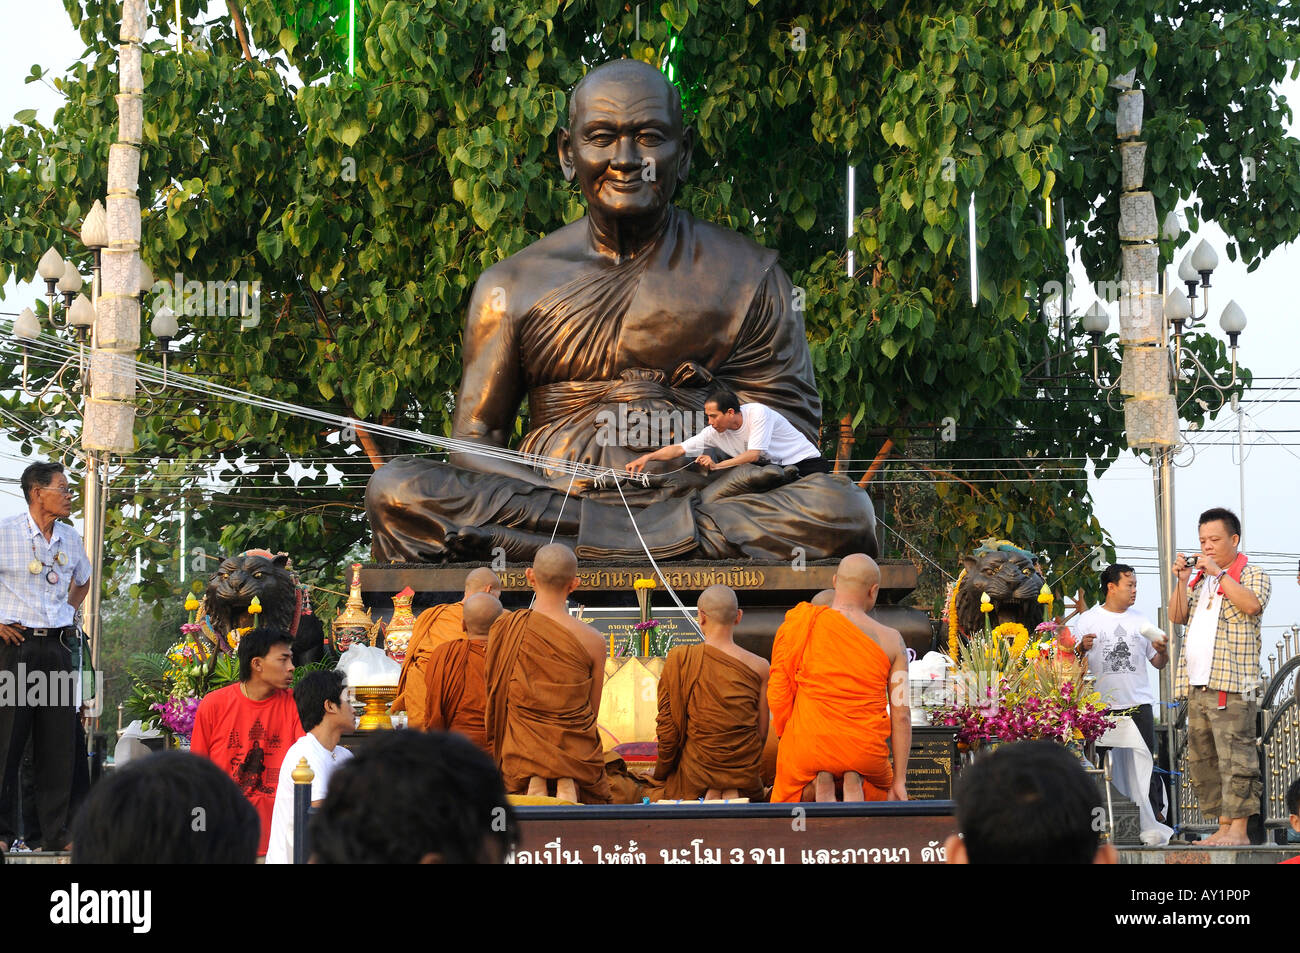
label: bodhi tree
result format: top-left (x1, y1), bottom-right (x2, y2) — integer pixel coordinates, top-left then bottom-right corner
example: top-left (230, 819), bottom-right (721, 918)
top-left (1, 0), bottom-right (1297, 616)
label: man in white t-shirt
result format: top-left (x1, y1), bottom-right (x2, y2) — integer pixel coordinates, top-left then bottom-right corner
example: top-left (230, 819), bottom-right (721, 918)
top-left (626, 387), bottom-right (830, 477)
top-left (1075, 563), bottom-right (1168, 819)
top-left (266, 670), bottom-right (355, 864)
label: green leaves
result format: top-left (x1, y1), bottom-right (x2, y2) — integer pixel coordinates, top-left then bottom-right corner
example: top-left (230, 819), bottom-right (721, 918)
top-left (0, 0), bottom-right (1290, 626)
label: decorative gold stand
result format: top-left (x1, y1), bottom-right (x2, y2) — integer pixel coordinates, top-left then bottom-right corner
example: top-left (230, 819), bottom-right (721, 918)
top-left (355, 685), bottom-right (398, 730)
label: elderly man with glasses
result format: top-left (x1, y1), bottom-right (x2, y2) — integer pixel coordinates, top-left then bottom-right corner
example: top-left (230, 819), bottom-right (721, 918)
top-left (0, 461), bottom-right (91, 853)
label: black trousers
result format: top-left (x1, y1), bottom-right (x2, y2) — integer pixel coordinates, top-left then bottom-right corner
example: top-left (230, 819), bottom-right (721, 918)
top-left (793, 455), bottom-right (833, 476)
top-left (0, 636), bottom-right (78, 849)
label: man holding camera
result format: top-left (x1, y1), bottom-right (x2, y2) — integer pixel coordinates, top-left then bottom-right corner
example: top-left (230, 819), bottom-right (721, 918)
top-left (1171, 507), bottom-right (1271, 846)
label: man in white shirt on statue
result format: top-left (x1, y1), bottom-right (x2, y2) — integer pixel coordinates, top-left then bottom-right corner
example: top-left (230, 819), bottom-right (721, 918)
top-left (1076, 563), bottom-right (1169, 831)
top-left (626, 387), bottom-right (832, 478)
top-left (266, 670), bottom-right (354, 864)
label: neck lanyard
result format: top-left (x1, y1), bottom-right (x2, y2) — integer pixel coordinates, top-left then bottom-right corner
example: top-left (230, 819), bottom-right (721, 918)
top-left (28, 529), bottom-right (68, 586)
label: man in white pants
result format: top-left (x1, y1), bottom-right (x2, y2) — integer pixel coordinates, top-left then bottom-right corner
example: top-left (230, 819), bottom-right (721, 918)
top-left (1076, 563), bottom-right (1168, 827)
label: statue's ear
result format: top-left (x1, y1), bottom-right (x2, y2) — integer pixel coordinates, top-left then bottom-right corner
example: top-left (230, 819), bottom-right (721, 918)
top-left (677, 125), bottom-right (694, 184)
top-left (961, 555), bottom-right (979, 574)
top-left (558, 126), bottom-right (576, 183)
top-left (272, 554), bottom-right (289, 568)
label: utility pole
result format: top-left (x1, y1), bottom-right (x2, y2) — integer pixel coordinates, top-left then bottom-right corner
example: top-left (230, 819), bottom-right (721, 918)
top-left (81, 0), bottom-right (147, 716)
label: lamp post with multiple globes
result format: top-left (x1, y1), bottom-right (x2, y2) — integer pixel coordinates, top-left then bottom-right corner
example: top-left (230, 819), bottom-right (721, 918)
top-left (9, 199), bottom-right (180, 716)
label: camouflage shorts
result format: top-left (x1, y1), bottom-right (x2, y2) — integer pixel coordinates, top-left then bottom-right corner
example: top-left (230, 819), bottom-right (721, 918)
top-left (1186, 688), bottom-right (1261, 820)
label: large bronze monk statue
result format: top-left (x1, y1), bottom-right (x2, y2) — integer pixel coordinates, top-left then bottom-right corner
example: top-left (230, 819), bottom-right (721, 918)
top-left (366, 59), bottom-right (876, 563)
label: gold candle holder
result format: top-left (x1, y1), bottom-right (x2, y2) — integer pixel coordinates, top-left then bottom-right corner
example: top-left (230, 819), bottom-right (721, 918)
top-left (354, 685), bottom-right (398, 730)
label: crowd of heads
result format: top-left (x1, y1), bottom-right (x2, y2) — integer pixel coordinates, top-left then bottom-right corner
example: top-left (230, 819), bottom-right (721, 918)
top-left (70, 730), bottom-right (514, 865)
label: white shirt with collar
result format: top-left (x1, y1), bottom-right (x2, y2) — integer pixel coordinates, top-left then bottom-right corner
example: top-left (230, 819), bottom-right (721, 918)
top-left (0, 511), bottom-right (92, 629)
top-left (678, 402), bottom-right (819, 467)
top-left (265, 731), bottom-right (354, 864)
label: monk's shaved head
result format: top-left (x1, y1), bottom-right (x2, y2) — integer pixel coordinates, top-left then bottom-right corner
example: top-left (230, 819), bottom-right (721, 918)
top-left (531, 543), bottom-right (579, 592)
top-left (810, 588), bottom-right (835, 606)
top-left (462, 592), bottom-right (503, 638)
top-left (464, 566), bottom-right (503, 598)
top-left (697, 585), bottom-right (738, 621)
top-left (834, 554), bottom-right (880, 603)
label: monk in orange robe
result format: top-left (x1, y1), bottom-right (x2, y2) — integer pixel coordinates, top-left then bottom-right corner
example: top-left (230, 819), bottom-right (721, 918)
top-left (424, 592), bottom-right (503, 754)
top-left (652, 585), bottom-right (768, 801)
top-left (484, 544), bottom-right (611, 804)
top-left (392, 567), bottom-right (501, 728)
top-left (769, 554), bottom-right (910, 802)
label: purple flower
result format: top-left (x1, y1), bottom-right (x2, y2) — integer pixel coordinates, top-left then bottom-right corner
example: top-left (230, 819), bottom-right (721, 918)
top-left (634, 620), bottom-right (660, 632)
top-left (151, 696), bottom-right (201, 739)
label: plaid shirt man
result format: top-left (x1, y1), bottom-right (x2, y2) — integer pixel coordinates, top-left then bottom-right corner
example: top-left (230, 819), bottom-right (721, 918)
top-left (0, 511), bottom-right (91, 629)
top-left (1174, 563), bottom-right (1271, 696)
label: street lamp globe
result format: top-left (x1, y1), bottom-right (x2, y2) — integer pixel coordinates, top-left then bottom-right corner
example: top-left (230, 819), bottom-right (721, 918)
top-left (80, 200), bottom-right (108, 250)
top-left (37, 247), bottom-right (65, 282)
top-left (1082, 300), bottom-right (1111, 336)
top-left (14, 307), bottom-right (41, 340)
top-left (1165, 287), bottom-right (1192, 325)
top-left (1219, 300), bottom-right (1246, 347)
top-left (1161, 210), bottom-right (1182, 242)
top-left (68, 293), bottom-right (96, 332)
top-left (56, 260), bottom-right (83, 295)
top-left (1190, 239), bottom-right (1218, 281)
top-left (151, 304), bottom-right (179, 344)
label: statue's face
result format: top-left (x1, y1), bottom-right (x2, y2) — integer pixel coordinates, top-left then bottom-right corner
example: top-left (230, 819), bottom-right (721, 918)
top-left (561, 72), bottom-right (691, 219)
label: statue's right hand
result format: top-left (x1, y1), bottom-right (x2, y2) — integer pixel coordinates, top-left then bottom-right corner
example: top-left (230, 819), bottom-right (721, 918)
top-left (700, 464), bottom-right (790, 503)
top-left (0, 624), bottom-right (23, 646)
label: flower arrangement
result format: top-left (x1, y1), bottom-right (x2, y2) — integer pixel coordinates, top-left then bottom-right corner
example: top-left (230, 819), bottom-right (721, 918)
top-left (125, 591), bottom-right (242, 740)
top-left (934, 581), bottom-right (1111, 750)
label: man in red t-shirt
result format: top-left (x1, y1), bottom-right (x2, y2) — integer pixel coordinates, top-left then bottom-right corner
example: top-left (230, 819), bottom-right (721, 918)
top-left (192, 627), bottom-right (302, 855)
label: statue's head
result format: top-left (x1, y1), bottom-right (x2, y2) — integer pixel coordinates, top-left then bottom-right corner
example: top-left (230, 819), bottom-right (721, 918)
top-left (558, 59), bottom-right (693, 220)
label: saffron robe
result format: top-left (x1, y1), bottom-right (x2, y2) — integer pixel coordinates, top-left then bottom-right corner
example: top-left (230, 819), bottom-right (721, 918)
top-left (424, 637), bottom-right (490, 755)
top-left (652, 644), bottom-right (765, 800)
top-left (769, 603), bottom-right (894, 802)
top-left (391, 601), bottom-right (464, 727)
top-left (484, 609), bottom-right (611, 804)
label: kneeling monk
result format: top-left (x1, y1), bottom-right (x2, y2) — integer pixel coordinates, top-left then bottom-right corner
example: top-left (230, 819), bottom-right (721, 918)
top-left (393, 567), bottom-right (502, 728)
top-left (769, 554), bottom-right (910, 802)
top-left (424, 592), bottom-right (503, 756)
top-left (485, 544), bottom-right (611, 803)
top-left (652, 585), bottom-right (769, 801)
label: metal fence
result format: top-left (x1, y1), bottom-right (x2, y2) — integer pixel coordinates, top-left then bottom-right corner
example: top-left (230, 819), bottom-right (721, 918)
top-left (1174, 624), bottom-right (1299, 840)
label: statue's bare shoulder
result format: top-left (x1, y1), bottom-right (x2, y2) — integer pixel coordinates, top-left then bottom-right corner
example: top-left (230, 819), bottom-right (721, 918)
top-left (468, 220), bottom-right (593, 324)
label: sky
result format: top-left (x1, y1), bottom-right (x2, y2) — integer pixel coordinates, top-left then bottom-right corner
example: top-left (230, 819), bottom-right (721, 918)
top-left (1, 6), bottom-right (1297, 662)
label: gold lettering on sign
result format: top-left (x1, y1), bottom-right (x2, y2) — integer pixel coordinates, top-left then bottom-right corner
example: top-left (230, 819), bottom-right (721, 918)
top-left (498, 567), bottom-right (767, 590)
